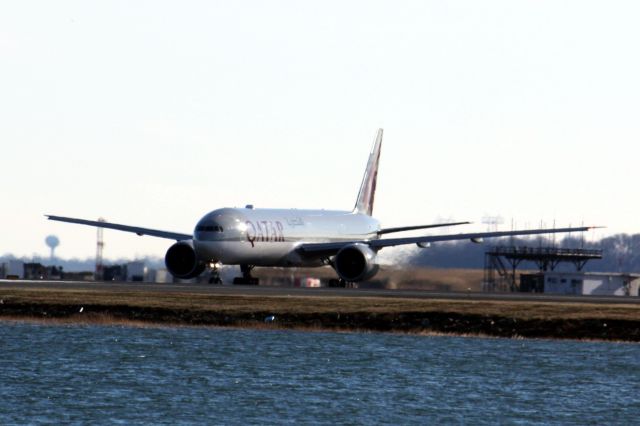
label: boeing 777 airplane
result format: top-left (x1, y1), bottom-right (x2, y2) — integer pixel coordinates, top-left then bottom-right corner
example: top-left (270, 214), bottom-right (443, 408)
top-left (47, 129), bottom-right (594, 285)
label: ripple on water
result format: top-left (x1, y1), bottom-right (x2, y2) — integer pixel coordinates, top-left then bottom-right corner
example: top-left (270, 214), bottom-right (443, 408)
top-left (0, 322), bottom-right (638, 424)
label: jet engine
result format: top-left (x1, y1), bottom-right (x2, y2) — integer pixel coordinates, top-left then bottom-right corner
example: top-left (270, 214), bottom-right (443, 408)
top-left (334, 243), bottom-right (379, 282)
top-left (165, 241), bottom-right (205, 279)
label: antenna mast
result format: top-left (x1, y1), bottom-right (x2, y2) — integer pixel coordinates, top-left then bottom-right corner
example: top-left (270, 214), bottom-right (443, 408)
top-left (481, 215), bottom-right (503, 232)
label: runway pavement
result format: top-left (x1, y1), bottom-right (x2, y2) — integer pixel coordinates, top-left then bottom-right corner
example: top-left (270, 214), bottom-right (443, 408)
top-left (2, 279), bottom-right (639, 305)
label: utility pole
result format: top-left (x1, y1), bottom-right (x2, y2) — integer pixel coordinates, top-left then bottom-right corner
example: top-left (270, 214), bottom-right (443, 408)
top-left (95, 217), bottom-right (105, 281)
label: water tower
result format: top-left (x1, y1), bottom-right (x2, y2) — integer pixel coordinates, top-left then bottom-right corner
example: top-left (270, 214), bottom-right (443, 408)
top-left (45, 235), bottom-right (60, 262)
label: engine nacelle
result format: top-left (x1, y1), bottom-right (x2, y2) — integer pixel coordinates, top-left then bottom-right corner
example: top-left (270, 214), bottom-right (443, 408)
top-left (334, 243), bottom-right (379, 282)
top-left (165, 241), bottom-right (205, 279)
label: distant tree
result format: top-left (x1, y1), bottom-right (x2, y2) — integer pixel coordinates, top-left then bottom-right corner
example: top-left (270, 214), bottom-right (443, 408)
top-left (407, 234), bottom-right (640, 273)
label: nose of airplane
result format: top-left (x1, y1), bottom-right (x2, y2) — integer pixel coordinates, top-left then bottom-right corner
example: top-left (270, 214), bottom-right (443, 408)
top-left (194, 215), bottom-right (225, 241)
top-left (193, 208), bottom-right (245, 242)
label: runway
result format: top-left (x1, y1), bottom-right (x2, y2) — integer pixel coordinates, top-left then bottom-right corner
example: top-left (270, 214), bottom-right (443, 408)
top-left (2, 279), bottom-right (639, 305)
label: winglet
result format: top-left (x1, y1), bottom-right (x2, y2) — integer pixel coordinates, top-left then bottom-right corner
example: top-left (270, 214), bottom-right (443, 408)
top-left (353, 129), bottom-right (383, 216)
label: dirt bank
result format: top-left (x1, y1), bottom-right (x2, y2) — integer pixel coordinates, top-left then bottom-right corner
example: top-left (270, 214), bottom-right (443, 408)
top-left (1, 287), bottom-right (638, 341)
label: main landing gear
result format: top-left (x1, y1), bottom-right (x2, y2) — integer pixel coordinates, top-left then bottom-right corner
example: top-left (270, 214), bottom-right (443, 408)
top-left (233, 264), bottom-right (260, 285)
top-left (328, 278), bottom-right (357, 288)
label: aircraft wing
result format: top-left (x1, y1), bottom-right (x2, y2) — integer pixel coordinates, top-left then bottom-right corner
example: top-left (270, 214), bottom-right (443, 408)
top-left (298, 226), bottom-right (596, 257)
top-left (46, 215), bottom-right (192, 241)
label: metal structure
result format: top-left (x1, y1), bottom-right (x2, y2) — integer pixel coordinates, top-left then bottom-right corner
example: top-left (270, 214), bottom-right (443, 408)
top-left (95, 217), bottom-right (105, 281)
top-left (481, 215), bottom-right (504, 232)
top-left (484, 246), bottom-right (603, 292)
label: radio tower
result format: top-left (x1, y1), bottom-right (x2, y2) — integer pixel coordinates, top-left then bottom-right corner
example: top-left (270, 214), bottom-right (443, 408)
top-left (95, 217), bottom-right (105, 281)
top-left (481, 215), bottom-right (504, 232)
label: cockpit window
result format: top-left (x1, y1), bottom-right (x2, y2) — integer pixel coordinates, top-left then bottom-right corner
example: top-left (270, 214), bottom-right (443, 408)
top-left (196, 225), bottom-right (223, 232)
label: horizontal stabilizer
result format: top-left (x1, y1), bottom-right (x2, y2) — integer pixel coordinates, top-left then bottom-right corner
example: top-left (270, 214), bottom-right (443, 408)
top-left (378, 221), bottom-right (471, 235)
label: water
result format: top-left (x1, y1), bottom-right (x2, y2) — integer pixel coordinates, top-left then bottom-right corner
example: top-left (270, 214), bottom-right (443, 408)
top-left (0, 322), bottom-right (638, 425)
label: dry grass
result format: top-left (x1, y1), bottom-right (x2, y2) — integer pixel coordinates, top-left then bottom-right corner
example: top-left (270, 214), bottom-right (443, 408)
top-left (1, 286), bottom-right (638, 322)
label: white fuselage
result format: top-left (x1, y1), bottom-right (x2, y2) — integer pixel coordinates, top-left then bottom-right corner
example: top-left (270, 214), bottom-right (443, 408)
top-left (193, 207), bottom-right (380, 267)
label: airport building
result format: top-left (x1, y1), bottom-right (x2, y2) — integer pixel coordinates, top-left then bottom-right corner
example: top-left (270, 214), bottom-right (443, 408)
top-left (0, 260), bottom-right (65, 280)
top-left (484, 245), bottom-right (640, 296)
top-left (522, 271), bottom-right (640, 296)
top-left (0, 260), bottom-right (25, 279)
top-left (0, 259), bottom-right (172, 283)
top-left (102, 262), bottom-right (172, 283)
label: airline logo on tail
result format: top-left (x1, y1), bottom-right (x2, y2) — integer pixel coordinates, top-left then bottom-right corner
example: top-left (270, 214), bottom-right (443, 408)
top-left (354, 129), bottom-right (383, 216)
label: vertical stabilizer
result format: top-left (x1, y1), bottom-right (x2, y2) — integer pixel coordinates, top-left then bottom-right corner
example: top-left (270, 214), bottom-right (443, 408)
top-left (353, 129), bottom-right (383, 216)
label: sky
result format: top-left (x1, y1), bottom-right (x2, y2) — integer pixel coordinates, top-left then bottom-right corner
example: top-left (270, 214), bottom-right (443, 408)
top-left (1, 1), bottom-right (639, 261)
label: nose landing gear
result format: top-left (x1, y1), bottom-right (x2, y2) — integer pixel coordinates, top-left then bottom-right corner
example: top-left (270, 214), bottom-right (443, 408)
top-left (208, 262), bottom-right (223, 284)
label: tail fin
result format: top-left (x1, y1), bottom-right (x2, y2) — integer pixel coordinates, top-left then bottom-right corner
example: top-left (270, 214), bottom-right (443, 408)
top-left (353, 129), bottom-right (383, 216)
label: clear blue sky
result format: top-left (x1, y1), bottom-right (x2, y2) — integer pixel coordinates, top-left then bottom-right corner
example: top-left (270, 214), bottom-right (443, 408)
top-left (1, 1), bottom-right (638, 260)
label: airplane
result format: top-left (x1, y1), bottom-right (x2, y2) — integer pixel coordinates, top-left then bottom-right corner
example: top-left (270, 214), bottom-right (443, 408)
top-left (47, 129), bottom-right (595, 286)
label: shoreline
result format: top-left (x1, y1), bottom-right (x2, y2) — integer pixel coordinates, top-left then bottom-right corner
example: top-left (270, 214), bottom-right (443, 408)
top-left (2, 315), bottom-right (637, 345)
top-left (1, 286), bottom-right (639, 341)
top-left (1, 310), bottom-right (639, 344)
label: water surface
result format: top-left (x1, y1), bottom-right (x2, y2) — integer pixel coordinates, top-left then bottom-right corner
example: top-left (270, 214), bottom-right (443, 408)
top-left (1, 322), bottom-right (638, 424)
